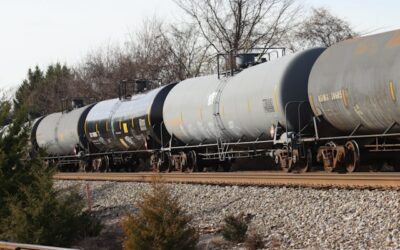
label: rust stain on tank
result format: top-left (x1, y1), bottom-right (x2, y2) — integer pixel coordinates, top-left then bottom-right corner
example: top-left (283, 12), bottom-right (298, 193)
top-left (355, 42), bottom-right (377, 55)
top-left (386, 32), bottom-right (400, 48)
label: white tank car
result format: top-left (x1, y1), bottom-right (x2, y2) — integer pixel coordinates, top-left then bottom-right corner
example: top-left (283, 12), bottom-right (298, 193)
top-left (34, 105), bottom-right (94, 155)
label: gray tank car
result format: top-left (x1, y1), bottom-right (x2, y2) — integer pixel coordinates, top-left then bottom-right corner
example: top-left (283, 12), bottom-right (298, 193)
top-left (306, 30), bottom-right (400, 173)
top-left (33, 104), bottom-right (94, 155)
top-left (308, 30), bottom-right (400, 133)
top-left (163, 48), bottom-right (325, 144)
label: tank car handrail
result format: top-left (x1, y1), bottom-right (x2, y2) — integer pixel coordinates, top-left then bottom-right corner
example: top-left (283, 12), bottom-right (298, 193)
top-left (161, 139), bottom-right (274, 151)
top-left (216, 47), bottom-right (286, 79)
top-left (309, 120), bottom-right (400, 142)
top-left (303, 132), bottom-right (400, 142)
top-left (284, 100), bottom-right (308, 144)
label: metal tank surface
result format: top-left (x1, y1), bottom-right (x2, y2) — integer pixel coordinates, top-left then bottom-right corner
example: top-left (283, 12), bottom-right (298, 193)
top-left (163, 48), bottom-right (325, 144)
top-left (218, 48), bottom-right (325, 141)
top-left (85, 83), bottom-right (176, 151)
top-left (308, 30), bottom-right (400, 133)
top-left (163, 75), bottom-right (221, 144)
top-left (34, 104), bottom-right (94, 155)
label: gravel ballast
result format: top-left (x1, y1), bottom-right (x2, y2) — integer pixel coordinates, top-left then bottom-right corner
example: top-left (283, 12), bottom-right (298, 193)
top-left (55, 181), bottom-right (400, 249)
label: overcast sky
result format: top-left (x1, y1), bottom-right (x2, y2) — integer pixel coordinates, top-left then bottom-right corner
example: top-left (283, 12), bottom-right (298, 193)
top-left (1, 0), bottom-right (400, 89)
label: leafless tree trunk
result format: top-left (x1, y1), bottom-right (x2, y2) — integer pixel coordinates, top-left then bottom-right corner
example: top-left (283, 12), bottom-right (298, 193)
top-left (174, 0), bottom-right (301, 54)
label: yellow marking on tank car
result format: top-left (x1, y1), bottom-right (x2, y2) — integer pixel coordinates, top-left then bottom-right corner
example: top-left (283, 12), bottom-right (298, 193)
top-left (387, 31), bottom-right (400, 48)
top-left (247, 98), bottom-right (252, 113)
top-left (123, 122), bottom-right (129, 133)
top-left (105, 121), bottom-right (109, 131)
top-left (273, 85), bottom-right (280, 113)
top-left (341, 89), bottom-right (349, 108)
top-left (308, 95), bottom-right (319, 116)
top-left (147, 106), bottom-right (152, 127)
top-left (95, 123), bottom-right (99, 133)
top-left (84, 121), bottom-right (87, 134)
top-left (131, 117), bottom-right (135, 128)
top-left (119, 119), bottom-right (122, 130)
top-left (390, 80), bottom-right (396, 101)
top-left (119, 138), bottom-right (129, 149)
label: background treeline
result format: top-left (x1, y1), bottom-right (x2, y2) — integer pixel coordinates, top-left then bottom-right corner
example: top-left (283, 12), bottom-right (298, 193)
top-left (14, 1), bottom-right (359, 116)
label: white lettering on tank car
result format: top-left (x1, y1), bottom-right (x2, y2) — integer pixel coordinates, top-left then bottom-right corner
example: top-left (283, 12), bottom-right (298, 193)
top-left (139, 119), bottom-right (147, 131)
top-left (208, 92), bottom-right (217, 106)
top-left (330, 90), bottom-right (343, 100)
top-left (318, 90), bottom-right (344, 103)
top-left (89, 132), bottom-right (98, 138)
top-left (318, 94), bottom-right (330, 102)
top-left (124, 136), bottom-right (135, 145)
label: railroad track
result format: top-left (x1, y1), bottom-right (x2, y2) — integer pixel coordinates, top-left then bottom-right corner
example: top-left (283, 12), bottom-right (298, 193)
top-left (0, 241), bottom-right (76, 250)
top-left (54, 171), bottom-right (400, 189)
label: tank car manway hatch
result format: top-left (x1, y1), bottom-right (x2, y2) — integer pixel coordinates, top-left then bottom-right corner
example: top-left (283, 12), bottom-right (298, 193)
top-left (162, 47), bottom-right (325, 172)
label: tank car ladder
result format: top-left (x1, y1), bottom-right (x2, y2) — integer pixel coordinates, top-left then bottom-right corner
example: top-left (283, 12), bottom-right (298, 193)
top-left (213, 78), bottom-right (231, 161)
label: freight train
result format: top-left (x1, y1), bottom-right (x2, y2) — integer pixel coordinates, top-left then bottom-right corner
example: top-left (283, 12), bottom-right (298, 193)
top-left (31, 29), bottom-right (400, 173)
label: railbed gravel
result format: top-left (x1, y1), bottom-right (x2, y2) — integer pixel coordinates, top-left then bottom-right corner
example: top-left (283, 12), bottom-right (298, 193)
top-left (54, 181), bottom-right (400, 249)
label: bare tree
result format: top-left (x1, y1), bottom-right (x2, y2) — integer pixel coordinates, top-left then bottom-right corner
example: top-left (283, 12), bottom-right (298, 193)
top-left (127, 18), bottom-right (212, 82)
top-left (75, 17), bottom-right (212, 100)
top-left (161, 23), bottom-right (213, 80)
top-left (295, 7), bottom-right (358, 48)
top-left (173, 0), bottom-right (301, 54)
top-left (74, 44), bottom-right (130, 100)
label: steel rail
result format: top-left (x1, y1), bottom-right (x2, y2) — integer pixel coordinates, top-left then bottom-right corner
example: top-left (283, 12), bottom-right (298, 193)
top-left (0, 241), bottom-right (77, 250)
top-left (54, 172), bottom-right (400, 189)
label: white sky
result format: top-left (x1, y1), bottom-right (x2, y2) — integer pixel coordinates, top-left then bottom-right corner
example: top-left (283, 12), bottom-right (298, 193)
top-left (1, 0), bottom-right (400, 89)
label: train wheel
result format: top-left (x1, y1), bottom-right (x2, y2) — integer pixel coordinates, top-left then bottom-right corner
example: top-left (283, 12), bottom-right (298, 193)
top-left (150, 154), bottom-right (161, 172)
top-left (175, 152), bottom-right (187, 172)
top-left (79, 160), bottom-right (92, 172)
top-left (319, 143), bottom-right (336, 172)
top-left (103, 156), bottom-right (110, 172)
top-left (161, 152), bottom-right (172, 172)
top-left (275, 149), bottom-right (290, 172)
top-left (323, 158), bottom-right (334, 172)
top-left (344, 140), bottom-right (360, 173)
top-left (186, 150), bottom-right (197, 172)
top-left (289, 149), bottom-right (309, 173)
top-left (279, 155), bottom-right (290, 172)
